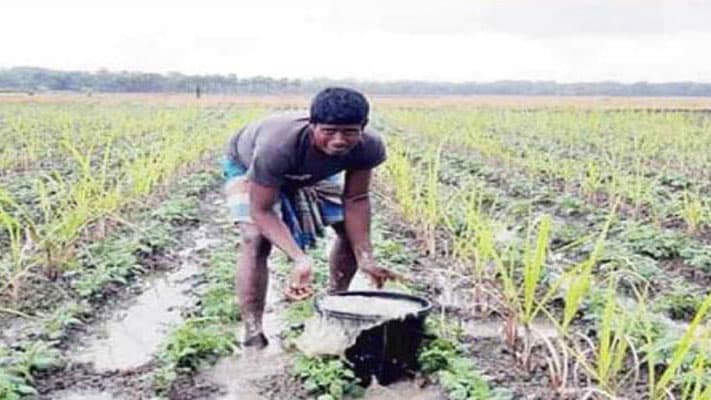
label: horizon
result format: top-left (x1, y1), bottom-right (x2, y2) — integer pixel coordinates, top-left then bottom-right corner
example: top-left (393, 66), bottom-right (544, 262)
top-left (4, 65), bottom-right (711, 86)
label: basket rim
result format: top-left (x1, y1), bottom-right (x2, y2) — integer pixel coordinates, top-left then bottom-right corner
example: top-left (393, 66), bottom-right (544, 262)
top-left (314, 290), bottom-right (432, 322)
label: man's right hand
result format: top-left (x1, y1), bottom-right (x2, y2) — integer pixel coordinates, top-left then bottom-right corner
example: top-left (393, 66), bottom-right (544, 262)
top-left (284, 256), bottom-right (315, 301)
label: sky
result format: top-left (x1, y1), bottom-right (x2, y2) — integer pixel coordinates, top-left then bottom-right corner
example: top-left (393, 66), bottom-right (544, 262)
top-left (2, 0), bottom-right (710, 83)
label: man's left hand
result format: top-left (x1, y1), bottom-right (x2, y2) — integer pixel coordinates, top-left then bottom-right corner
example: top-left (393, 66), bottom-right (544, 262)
top-left (360, 264), bottom-right (405, 289)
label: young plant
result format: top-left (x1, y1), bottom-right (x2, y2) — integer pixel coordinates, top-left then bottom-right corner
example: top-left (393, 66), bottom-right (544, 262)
top-left (654, 291), bottom-right (711, 398)
top-left (567, 280), bottom-right (640, 397)
top-left (679, 190), bottom-right (704, 234)
top-left (486, 215), bottom-right (551, 369)
top-left (293, 355), bottom-right (361, 400)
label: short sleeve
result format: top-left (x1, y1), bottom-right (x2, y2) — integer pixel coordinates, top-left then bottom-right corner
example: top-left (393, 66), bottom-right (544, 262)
top-left (353, 133), bottom-right (387, 170)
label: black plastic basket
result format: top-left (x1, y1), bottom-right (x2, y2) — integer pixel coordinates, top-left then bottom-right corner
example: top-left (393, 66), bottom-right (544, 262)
top-left (314, 291), bottom-right (432, 387)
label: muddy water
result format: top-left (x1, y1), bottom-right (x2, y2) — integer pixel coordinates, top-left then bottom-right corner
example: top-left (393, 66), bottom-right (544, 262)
top-left (50, 389), bottom-right (118, 400)
top-left (0, 317), bottom-right (32, 348)
top-left (73, 262), bottom-right (199, 369)
top-left (72, 227), bottom-right (214, 371)
top-left (349, 269), bottom-right (378, 291)
top-left (294, 294), bottom-right (423, 356)
top-left (200, 227), bottom-right (438, 399)
top-left (361, 381), bottom-right (444, 400)
top-left (295, 315), bottom-right (381, 357)
top-left (199, 280), bottom-right (290, 400)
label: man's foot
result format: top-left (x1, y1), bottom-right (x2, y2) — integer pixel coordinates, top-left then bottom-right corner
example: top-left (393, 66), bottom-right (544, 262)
top-left (243, 332), bottom-right (269, 349)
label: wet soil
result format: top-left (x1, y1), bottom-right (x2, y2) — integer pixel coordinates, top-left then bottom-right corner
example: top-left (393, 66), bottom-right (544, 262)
top-left (375, 207), bottom-right (567, 398)
top-left (26, 176), bottom-right (448, 400)
top-left (33, 187), bottom-right (226, 400)
top-left (18, 166), bottom-right (631, 400)
top-left (197, 279), bottom-right (291, 400)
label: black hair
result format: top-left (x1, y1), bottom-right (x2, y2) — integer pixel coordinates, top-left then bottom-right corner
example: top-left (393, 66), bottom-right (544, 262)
top-left (309, 87), bottom-right (369, 126)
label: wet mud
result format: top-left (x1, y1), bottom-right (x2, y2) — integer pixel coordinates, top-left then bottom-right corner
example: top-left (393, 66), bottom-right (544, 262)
top-left (35, 191), bottom-right (225, 400)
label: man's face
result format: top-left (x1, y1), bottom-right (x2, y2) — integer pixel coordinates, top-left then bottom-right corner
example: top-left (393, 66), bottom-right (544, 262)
top-left (310, 123), bottom-right (363, 156)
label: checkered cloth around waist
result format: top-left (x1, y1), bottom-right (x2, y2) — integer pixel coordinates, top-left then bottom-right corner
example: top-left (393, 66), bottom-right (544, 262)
top-left (222, 158), bottom-right (343, 249)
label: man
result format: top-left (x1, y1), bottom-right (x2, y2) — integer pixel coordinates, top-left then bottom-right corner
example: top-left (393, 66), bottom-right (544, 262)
top-left (223, 87), bottom-right (399, 348)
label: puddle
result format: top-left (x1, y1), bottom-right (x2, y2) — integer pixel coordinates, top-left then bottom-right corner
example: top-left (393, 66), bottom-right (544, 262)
top-left (73, 259), bottom-right (200, 370)
top-left (200, 280), bottom-right (289, 400)
top-left (618, 295), bottom-right (710, 340)
top-left (295, 314), bottom-right (381, 357)
top-left (50, 389), bottom-right (117, 400)
top-left (177, 225), bottom-right (219, 257)
top-left (432, 270), bottom-right (472, 311)
top-left (71, 226), bottom-right (214, 371)
top-left (360, 381), bottom-right (444, 400)
top-left (0, 317), bottom-right (33, 348)
top-left (494, 227), bottom-right (517, 244)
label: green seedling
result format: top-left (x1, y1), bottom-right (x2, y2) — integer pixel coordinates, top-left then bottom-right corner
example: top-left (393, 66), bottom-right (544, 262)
top-left (293, 355), bottom-right (361, 400)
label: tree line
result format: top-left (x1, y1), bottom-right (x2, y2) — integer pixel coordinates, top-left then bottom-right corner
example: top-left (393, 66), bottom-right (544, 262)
top-left (1, 66), bottom-right (710, 96)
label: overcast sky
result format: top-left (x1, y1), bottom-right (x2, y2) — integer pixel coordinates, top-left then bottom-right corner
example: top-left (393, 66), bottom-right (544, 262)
top-left (2, 0), bottom-right (710, 82)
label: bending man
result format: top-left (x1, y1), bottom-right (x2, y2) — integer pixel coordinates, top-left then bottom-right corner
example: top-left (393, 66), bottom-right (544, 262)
top-left (222, 87), bottom-right (399, 348)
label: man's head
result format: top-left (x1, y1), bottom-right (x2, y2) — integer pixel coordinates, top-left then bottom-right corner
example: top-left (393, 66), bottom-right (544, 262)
top-left (309, 87), bottom-right (369, 156)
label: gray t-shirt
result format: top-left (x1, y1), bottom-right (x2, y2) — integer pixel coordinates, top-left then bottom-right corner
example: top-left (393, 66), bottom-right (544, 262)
top-left (226, 113), bottom-right (386, 189)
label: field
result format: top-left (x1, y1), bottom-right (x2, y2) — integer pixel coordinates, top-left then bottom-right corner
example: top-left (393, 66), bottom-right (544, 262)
top-left (1, 93), bottom-right (710, 399)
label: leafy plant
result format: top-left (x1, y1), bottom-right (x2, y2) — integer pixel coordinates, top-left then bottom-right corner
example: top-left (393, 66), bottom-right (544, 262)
top-left (74, 235), bottom-right (142, 297)
top-left (439, 358), bottom-right (510, 400)
top-left (285, 300), bottom-right (315, 325)
top-left (293, 355), bottom-right (361, 400)
top-left (654, 291), bottom-right (711, 397)
top-left (418, 337), bottom-right (458, 374)
top-left (0, 368), bottom-right (35, 400)
top-left (160, 319), bottom-right (236, 372)
top-left (43, 302), bottom-right (87, 340)
top-left (151, 196), bottom-right (199, 225)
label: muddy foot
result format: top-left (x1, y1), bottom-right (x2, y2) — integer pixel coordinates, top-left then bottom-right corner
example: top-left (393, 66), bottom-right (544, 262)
top-left (243, 332), bottom-right (269, 349)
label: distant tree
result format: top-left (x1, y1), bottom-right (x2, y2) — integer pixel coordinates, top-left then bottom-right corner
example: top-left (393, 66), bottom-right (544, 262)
top-left (1, 66), bottom-right (710, 96)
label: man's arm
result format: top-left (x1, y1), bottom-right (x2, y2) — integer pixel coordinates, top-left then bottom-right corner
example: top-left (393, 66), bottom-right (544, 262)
top-left (343, 169), bottom-right (400, 287)
top-left (249, 181), bottom-right (306, 263)
top-left (250, 181), bottom-right (315, 299)
top-left (343, 169), bottom-right (376, 266)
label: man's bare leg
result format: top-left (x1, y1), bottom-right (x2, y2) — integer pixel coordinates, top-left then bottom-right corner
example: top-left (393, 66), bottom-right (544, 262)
top-left (329, 223), bottom-right (358, 293)
top-left (236, 223), bottom-right (272, 347)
